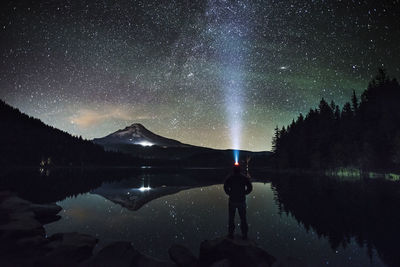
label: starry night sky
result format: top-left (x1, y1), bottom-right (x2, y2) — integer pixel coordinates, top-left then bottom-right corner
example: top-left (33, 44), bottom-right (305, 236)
top-left (1, 0), bottom-right (399, 151)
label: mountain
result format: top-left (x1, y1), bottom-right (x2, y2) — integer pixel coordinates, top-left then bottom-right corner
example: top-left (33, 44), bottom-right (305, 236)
top-left (93, 123), bottom-right (189, 148)
top-left (92, 123), bottom-right (273, 167)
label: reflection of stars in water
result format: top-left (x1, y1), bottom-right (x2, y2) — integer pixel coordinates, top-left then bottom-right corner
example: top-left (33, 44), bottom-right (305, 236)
top-left (44, 183), bottom-right (384, 265)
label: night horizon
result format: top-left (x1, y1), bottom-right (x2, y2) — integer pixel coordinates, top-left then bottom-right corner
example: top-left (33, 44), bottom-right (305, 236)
top-left (1, 0), bottom-right (399, 151)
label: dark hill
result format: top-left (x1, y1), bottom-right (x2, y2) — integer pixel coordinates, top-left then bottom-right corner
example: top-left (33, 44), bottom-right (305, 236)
top-left (0, 100), bottom-right (141, 167)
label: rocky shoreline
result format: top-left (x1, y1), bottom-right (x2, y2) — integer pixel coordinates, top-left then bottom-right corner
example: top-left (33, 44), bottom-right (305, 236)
top-left (0, 191), bottom-right (302, 267)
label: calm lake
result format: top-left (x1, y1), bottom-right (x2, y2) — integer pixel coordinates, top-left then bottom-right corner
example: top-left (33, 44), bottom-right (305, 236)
top-left (2, 169), bottom-right (399, 266)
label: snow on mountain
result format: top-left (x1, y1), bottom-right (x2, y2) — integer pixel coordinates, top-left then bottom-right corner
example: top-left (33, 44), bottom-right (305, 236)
top-left (93, 123), bottom-right (189, 147)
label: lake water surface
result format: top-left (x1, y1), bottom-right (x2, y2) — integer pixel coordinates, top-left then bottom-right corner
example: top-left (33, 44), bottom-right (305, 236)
top-left (29, 170), bottom-right (396, 267)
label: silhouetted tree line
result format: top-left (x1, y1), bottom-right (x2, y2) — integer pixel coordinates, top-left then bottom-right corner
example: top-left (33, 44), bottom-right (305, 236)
top-left (272, 69), bottom-right (400, 171)
top-left (0, 99), bottom-right (144, 167)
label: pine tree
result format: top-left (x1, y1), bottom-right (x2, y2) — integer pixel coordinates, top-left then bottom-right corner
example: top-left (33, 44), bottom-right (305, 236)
top-left (272, 126), bottom-right (280, 153)
top-left (334, 105), bottom-right (340, 120)
top-left (342, 102), bottom-right (353, 120)
top-left (351, 90), bottom-right (358, 113)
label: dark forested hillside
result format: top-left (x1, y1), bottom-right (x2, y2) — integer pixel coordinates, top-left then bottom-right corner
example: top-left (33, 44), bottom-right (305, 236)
top-left (272, 69), bottom-right (400, 172)
top-left (0, 100), bottom-right (141, 167)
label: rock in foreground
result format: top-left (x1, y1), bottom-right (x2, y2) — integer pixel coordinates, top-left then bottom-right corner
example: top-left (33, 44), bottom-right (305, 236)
top-left (199, 236), bottom-right (276, 267)
top-left (83, 241), bottom-right (175, 267)
top-left (169, 244), bottom-right (198, 266)
top-left (0, 191), bottom-right (97, 267)
top-left (37, 232), bottom-right (98, 267)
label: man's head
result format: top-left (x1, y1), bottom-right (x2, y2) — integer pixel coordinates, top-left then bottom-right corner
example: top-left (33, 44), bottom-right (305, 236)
top-left (233, 164), bottom-right (241, 174)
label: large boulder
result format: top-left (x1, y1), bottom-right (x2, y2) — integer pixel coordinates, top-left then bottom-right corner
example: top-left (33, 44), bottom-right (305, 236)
top-left (83, 241), bottom-right (139, 267)
top-left (36, 232), bottom-right (98, 267)
top-left (169, 244), bottom-right (198, 266)
top-left (133, 253), bottom-right (176, 267)
top-left (271, 256), bottom-right (307, 267)
top-left (30, 203), bottom-right (62, 224)
top-left (0, 195), bottom-right (32, 217)
top-left (210, 258), bottom-right (231, 267)
top-left (0, 193), bottom-right (61, 242)
top-left (15, 234), bottom-right (48, 248)
top-left (0, 192), bottom-right (88, 267)
top-left (83, 241), bottom-right (176, 267)
top-left (0, 211), bottom-right (44, 239)
top-left (0, 191), bottom-right (61, 218)
top-left (0, 192), bottom-right (61, 231)
top-left (199, 236), bottom-right (276, 267)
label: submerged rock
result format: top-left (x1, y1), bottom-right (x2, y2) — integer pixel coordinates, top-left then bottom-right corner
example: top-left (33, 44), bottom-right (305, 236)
top-left (83, 241), bottom-right (139, 267)
top-left (30, 203), bottom-right (62, 224)
top-left (36, 232), bottom-right (98, 267)
top-left (209, 258), bottom-right (231, 267)
top-left (15, 234), bottom-right (48, 248)
top-left (271, 256), bottom-right (307, 267)
top-left (0, 211), bottom-right (44, 239)
top-left (0, 192), bottom-right (61, 241)
top-left (0, 193), bottom-right (32, 212)
top-left (0, 192), bottom-right (67, 266)
top-left (133, 253), bottom-right (176, 267)
top-left (83, 241), bottom-right (175, 267)
top-left (199, 236), bottom-right (276, 267)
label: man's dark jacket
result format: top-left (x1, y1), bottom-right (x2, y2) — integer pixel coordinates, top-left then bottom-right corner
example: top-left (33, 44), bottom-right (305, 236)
top-left (224, 173), bottom-right (253, 202)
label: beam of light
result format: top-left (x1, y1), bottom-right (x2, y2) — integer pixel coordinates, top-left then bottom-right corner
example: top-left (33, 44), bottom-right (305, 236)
top-left (234, 149), bottom-right (239, 164)
top-left (225, 65), bottom-right (244, 154)
top-left (207, 1), bottom-right (248, 163)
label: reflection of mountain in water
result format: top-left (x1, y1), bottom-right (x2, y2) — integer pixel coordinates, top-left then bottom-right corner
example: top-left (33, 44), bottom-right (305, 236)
top-left (272, 176), bottom-right (400, 267)
top-left (0, 168), bottom-right (226, 204)
top-left (91, 172), bottom-right (272, 211)
top-left (92, 182), bottom-right (192, 211)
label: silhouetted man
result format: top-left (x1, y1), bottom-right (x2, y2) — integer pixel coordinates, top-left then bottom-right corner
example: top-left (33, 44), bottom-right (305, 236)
top-left (224, 164), bottom-right (253, 240)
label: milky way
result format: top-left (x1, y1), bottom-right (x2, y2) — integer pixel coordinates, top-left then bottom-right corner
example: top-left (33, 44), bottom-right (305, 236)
top-left (1, 0), bottom-right (399, 150)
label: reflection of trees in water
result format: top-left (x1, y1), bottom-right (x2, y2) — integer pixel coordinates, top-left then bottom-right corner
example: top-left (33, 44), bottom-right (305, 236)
top-left (271, 176), bottom-right (400, 267)
top-left (0, 169), bottom-right (134, 203)
top-left (0, 168), bottom-right (229, 204)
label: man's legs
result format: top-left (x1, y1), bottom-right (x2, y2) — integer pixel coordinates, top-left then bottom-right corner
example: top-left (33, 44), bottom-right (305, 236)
top-left (228, 202), bottom-right (236, 237)
top-left (237, 202), bottom-right (248, 239)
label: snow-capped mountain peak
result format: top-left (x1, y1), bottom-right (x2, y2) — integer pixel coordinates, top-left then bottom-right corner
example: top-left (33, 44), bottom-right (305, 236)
top-left (112, 123), bottom-right (150, 138)
top-left (93, 123), bottom-right (188, 147)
